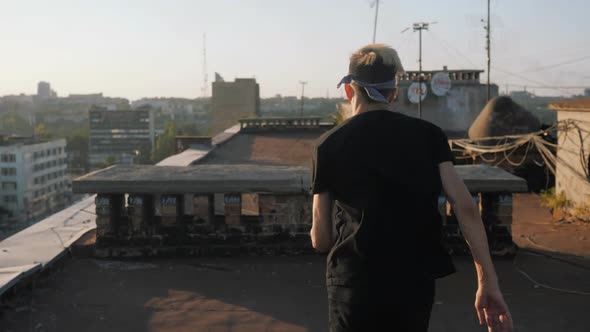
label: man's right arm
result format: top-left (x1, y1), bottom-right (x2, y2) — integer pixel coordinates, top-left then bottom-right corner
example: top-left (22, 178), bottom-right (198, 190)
top-left (439, 161), bottom-right (513, 332)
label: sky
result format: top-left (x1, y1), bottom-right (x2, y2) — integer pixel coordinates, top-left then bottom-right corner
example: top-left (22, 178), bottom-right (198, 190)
top-left (0, 0), bottom-right (589, 100)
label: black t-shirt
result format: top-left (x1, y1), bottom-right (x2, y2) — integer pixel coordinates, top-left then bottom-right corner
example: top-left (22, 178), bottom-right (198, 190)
top-left (311, 110), bottom-right (455, 295)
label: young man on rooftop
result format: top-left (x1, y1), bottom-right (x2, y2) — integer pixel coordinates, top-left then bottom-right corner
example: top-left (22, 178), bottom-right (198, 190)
top-left (310, 44), bottom-right (513, 332)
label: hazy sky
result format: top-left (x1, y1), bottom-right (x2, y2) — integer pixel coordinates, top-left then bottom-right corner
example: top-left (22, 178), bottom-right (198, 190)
top-left (1, 0), bottom-right (589, 100)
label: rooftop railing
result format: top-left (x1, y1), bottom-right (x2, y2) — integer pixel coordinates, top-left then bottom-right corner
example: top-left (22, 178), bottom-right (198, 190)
top-left (398, 70), bottom-right (484, 82)
top-left (239, 117), bottom-right (323, 131)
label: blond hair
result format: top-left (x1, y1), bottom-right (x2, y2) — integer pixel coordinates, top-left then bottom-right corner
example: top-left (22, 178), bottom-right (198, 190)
top-left (347, 44), bottom-right (404, 104)
top-left (349, 44), bottom-right (404, 77)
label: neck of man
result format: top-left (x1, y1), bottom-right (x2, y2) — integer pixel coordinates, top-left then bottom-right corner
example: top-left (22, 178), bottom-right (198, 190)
top-left (353, 102), bottom-right (392, 116)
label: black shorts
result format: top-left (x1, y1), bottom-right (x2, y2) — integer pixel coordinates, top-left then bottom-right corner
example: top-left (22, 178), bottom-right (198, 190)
top-left (327, 279), bottom-right (435, 332)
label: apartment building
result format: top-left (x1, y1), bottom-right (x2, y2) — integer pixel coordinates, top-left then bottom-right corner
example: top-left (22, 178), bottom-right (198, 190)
top-left (0, 136), bottom-right (68, 223)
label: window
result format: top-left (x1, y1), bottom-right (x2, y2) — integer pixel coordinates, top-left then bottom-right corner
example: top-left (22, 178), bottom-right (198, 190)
top-left (58, 147), bottom-right (62, 154)
top-left (1, 168), bottom-right (16, 176)
top-left (0, 154), bottom-right (16, 162)
top-left (2, 182), bottom-right (17, 190)
top-left (4, 195), bottom-right (17, 203)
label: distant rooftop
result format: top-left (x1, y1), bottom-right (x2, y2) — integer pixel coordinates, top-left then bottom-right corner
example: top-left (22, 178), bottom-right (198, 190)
top-left (198, 129), bottom-right (325, 167)
top-left (548, 98), bottom-right (590, 112)
top-left (399, 69), bottom-right (484, 83)
top-left (0, 135), bottom-right (61, 147)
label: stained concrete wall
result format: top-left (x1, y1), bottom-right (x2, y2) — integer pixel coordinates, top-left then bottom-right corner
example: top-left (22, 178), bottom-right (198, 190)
top-left (211, 78), bottom-right (260, 136)
top-left (339, 80), bottom-right (498, 135)
top-left (556, 111), bottom-right (590, 208)
top-left (395, 82), bottom-right (498, 134)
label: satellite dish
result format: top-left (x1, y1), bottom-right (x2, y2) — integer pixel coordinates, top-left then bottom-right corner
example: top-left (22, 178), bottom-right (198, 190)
top-left (431, 72), bottom-right (452, 96)
top-left (408, 82), bottom-right (427, 103)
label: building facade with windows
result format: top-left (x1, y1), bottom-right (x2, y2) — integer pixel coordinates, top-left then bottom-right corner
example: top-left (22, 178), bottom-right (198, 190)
top-left (0, 137), bottom-right (68, 223)
top-left (88, 108), bottom-right (155, 167)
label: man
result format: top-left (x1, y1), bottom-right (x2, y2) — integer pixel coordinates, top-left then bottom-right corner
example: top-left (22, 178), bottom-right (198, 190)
top-left (310, 44), bottom-right (513, 332)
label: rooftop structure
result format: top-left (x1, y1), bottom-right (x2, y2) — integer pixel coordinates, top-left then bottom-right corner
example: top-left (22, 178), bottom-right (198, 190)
top-left (468, 96), bottom-right (541, 139)
top-left (71, 161), bottom-right (526, 257)
top-left (548, 98), bottom-right (590, 210)
top-left (210, 77), bottom-right (260, 136)
top-left (398, 69), bottom-right (484, 83)
top-left (339, 68), bottom-right (499, 135)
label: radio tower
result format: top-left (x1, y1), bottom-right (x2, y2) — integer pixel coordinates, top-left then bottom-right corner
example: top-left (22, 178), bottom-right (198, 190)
top-left (201, 33), bottom-right (208, 98)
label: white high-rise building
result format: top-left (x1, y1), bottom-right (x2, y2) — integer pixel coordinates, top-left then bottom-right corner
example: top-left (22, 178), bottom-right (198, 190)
top-left (0, 136), bottom-right (68, 223)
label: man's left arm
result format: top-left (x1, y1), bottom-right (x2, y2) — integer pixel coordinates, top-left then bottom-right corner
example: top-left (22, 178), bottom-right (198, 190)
top-left (311, 192), bottom-right (334, 253)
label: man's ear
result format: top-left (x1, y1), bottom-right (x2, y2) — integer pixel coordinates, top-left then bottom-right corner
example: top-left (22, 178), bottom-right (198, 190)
top-left (388, 88), bottom-right (398, 103)
top-left (344, 84), bottom-right (354, 101)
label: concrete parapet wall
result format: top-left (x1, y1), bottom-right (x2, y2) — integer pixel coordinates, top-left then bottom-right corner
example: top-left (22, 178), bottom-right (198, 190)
top-left (92, 192), bottom-right (313, 254)
top-left (556, 111), bottom-right (590, 209)
top-left (395, 83), bottom-right (499, 133)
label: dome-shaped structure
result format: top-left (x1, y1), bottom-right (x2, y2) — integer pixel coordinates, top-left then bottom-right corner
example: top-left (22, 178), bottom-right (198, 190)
top-left (468, 96), bottom-right (541, 140)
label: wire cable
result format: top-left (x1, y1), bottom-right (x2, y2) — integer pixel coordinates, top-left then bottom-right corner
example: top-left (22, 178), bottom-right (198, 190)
top-left (513, 251), bottom-right (590, 296)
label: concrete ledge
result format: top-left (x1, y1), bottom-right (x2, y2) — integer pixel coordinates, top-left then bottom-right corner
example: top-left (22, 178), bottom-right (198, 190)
top-left (73, 164), bottom-right (311, 194)
top-left (73, 164), bottom-right (527, 195)
top-left (0, 196), bottom-right (97, 297)
top-left (455, 164), bottom-right (528, 193)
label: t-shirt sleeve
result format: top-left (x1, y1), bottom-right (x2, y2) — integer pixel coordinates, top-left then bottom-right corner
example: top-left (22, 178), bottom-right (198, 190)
top-left (311, 144), bottom-right (329, 194)
top-left (432, 125), bottom-right (454, 164)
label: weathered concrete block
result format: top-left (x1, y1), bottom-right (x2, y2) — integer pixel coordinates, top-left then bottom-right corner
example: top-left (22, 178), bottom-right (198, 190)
top-left (94, 194), bottom-right (124, 237)
top-left (192, 194), bottom-right (212, 223)
top-left (127, 194), bottom-right (153, 235)
top-left (224, 193), bottom-right (241, 226)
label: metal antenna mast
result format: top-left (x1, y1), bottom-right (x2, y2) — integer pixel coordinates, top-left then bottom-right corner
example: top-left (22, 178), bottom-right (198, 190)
top-left (402, 21), bottom-right (436, 119)
top-left (485, 0), bottom-right (491, 102)
top-left (299, 81), bottom-right (307, 117)
top-left (371, 0), bottom-right (380, 43)
top-left (201, 33), bottom-right (208, 98)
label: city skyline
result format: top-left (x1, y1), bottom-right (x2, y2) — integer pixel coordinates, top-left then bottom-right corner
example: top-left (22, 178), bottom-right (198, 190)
top-left (1, 0), bottom-right (589, 100)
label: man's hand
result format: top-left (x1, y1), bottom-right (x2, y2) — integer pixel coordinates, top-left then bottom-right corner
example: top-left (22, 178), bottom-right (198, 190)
top-left (475, 283), bottom-right (513, 332)
top-left (440, 161), bottom-right (514, 331)
top-left (311, 193), bottom-right (334, 253)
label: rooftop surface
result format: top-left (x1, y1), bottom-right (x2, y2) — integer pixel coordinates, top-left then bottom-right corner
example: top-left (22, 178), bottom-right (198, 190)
top-left (0, 197), bottom-right (96, 296)
top-left (1, 252), bottom-right (589, 332)
top-left (0, 136), bottom-right (64, 147)
top-left (548, 98), bottom-right (590, 111)
top-left (1, 190), bottom-right (588, 331)
top-left (197, 129), bottom-right (325, 167)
